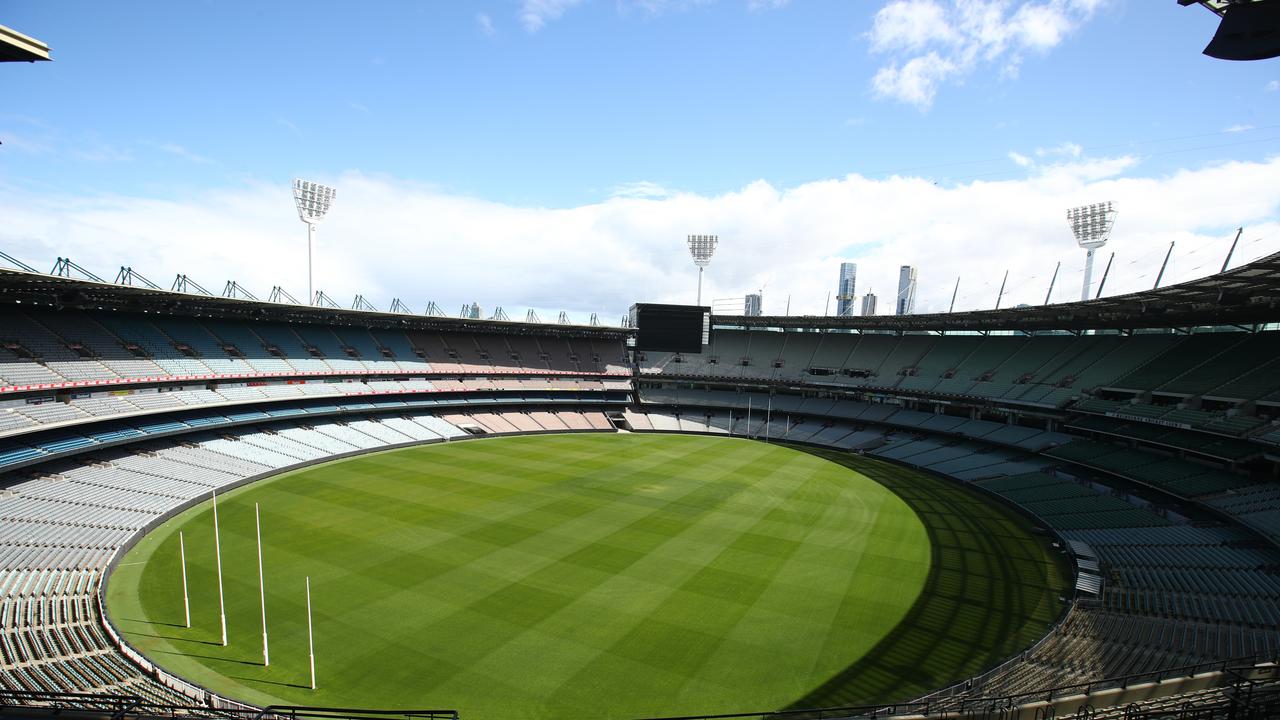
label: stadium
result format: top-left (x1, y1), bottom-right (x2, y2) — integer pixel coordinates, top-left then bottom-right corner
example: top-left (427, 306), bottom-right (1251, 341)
top-left (0, 249), bottom-right (1278, 719)
top-left (4, 3), bottom-right (1280, 720)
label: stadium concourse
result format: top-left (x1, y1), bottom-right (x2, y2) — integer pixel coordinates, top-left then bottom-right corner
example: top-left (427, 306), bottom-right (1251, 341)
top-left (0, 254), bottom-right (1279, 719)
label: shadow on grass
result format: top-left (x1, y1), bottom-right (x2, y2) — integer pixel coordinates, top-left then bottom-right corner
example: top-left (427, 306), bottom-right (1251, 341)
top-left (120, 617), bottom-right (188, 629)
top-left (151, 649), bottom-right (262, 667)
top-left (778, 447), bottom-right (1070, 711)
top-left (228, 675), bottom-right (312, 690)
top-left (126, 630), bottom-right (222, 646)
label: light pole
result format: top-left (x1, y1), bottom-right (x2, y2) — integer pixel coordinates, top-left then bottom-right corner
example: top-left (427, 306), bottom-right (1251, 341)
top-left (1067, 202), bottom-right (1116, 302)
top-left (293, 179), bottom-right (337, 305)
top-left (687, 234), bottom-right (718, 306)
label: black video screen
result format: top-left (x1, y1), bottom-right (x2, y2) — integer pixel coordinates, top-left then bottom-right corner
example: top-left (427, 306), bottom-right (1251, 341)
top-left (634, 304), bottom-right (706, 353)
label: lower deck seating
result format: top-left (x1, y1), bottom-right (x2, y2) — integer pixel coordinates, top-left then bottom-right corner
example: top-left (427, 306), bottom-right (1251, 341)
top-left (634, 401), bottom-right (1280, 706)
top-left (2, 398), bottom-right (1277, 712)
top-left (971, 605), bottom-right (1280, 700)
top-left (0, 408), bottom-right (614, 701)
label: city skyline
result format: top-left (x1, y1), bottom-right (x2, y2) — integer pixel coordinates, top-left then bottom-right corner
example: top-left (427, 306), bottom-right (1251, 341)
top-left (897, 266), bottom-right (918, 315)
top-left (836, 262), bottom-right (857, 316)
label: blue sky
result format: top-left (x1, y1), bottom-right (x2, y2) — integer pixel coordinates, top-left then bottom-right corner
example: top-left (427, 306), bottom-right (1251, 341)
top-left (2, 1), bottom-right (1280, 319)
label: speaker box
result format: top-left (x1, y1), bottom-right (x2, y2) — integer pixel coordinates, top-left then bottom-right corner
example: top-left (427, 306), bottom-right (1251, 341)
top-left (1204, 1), bottom-right (1280, 61)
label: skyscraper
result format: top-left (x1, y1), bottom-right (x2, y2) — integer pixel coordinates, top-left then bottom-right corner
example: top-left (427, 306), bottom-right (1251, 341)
top-left (861, 293), bottom-right (877, 316)
top-left (896, 265), bottom-right (918, 315)
top-left (744, 293), bottom-right (762, 317)
top-left (835, 262), bottom-right (857, 316)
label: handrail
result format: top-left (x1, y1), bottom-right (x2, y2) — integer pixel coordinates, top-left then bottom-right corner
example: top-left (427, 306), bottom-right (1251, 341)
top-left (6, 659), bottom-right (1272, 720)
top-left (628, 657), bottom-right (1277, 720)
top-left (254, 706), bottom-right (458, 720)
top-left (0, 691), bottom-right (457, 720)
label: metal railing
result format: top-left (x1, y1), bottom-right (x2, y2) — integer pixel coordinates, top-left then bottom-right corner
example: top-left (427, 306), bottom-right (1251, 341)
top-left (3, 661), bottom-right (1276, 720)
top-left (939, 655), bottom-right (1274, 712)
top-left (0, 691), bottom-right (456, 720)
top-left (630, 658), bottom-right (1278, 720)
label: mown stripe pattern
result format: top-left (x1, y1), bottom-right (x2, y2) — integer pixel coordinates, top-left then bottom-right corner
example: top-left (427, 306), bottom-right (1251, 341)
top-left (105, 434), bottom-right (1058, 720)
top-left (783, 447), bottom-right (1069, 709)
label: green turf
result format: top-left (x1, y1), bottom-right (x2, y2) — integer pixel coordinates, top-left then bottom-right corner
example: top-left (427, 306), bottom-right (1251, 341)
top-left (106, 433), bottom-right (1066, 720)
top-left (779, 447), bottom-right (1069, 708)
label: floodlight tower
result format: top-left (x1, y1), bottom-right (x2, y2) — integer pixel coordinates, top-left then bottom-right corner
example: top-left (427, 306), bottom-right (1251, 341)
top-left (1067, 202), bottom-right (1117, 302)
top-left (293, 179), bottom-right (337, 305)
top-left (687, 234), bottom-right (718, 306)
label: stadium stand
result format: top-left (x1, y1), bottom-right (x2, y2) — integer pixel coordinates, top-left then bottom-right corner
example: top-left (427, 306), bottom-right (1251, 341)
top-left (0, 408), bottom-right (621, 704)
top-left (621, 260), bottom-right (1280, 717)
top-left (632, 391), bottom-right (1280, 700)
top-left (2, 252), bottom-right (1280, 719)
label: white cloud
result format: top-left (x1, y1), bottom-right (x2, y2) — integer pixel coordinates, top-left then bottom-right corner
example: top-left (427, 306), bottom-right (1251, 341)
top-left (0, 132), bottom-right (54, 155)
top-left (1224, 124), bottom-right (1254, 134)
top-left (1266, 80), bottom-right (1279, 93)
top-left (1036, 141), bottom-right (1082, 158)
top-left (2, 157), bottom-right (1278, 322)
top-left (871, 52), bottom-right (958, 108)
top-left (1009, 151), bottom-right (1032, 167)
top-left (520, 0), bottom-right (585, 32)
top-left (610, 181), bottom-right (673, 199)
top-left (1040, 154), bottom-right (1137, 182)
top-left (68, 142), bottom-right (132, 163)
top-left (275, 116), bottom-right (301, 136)
top-left (1008, 141), bottom-right (1134, 180)
top-left (747, 0), bottom-right (790, 10)
top-left (869, 0), bottom-right (958, 53)
top-left (1, 130), bottom-right (211, 165)
top-left (476, 13), bottom-right (496, 36)
top-left (154, 142), bottom-right (213, 164)
top-left (867, 0), bottom-right (1101, 108)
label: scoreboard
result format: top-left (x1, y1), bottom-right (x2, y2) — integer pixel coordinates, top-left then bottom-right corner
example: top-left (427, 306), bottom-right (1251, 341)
top-left (629, 303), bottom-right (708, 353)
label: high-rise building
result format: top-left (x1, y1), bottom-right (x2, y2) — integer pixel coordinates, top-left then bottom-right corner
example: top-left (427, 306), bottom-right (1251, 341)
top-left (896, 265), bottom-right (918, 315)
top-left (835, 262), bottom-right (857, 316)
top-left (744, 293), bottom-right (762, 316)
top-left (861, 293), bottom-right (877, 316)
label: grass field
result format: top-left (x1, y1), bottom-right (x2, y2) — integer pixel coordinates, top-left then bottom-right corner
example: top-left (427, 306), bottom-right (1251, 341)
top-left (781, 446), bottom-right (1068, 707)
top-left (107, 433), bottom-right (1065, 720)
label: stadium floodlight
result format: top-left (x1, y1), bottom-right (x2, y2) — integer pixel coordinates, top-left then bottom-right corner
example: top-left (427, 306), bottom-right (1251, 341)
top-left (1067, 201), bottom-right (1117, 302)
top-left (293, 179), bottom-right (337, 305)
top-left (687, 234), bottom-right (718, 305)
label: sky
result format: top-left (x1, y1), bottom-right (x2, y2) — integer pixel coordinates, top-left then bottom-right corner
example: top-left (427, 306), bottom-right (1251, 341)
top-left (2, 1), bottom-right (1279, 323)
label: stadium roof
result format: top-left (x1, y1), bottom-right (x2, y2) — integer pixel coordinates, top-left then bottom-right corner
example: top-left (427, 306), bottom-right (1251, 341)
top-left (0, 267), bottom-right (629, 339)
top-left (2, 250), bottom-right (1278, 338)
top-left (0, 25), bottom-right (50, 62)
top-left (1179, 0), bottom-right (1264, 17)
top-left (714, 250), bottom-right (1280, 334)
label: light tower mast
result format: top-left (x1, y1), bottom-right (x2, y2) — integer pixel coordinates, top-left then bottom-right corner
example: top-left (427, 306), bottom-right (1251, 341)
top-left (1067, 202), bottom-right (1117, 302)
top-left (687, 234), bottom-right (718, 306)
top-left (293, 179), bottom-right (337, 305)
